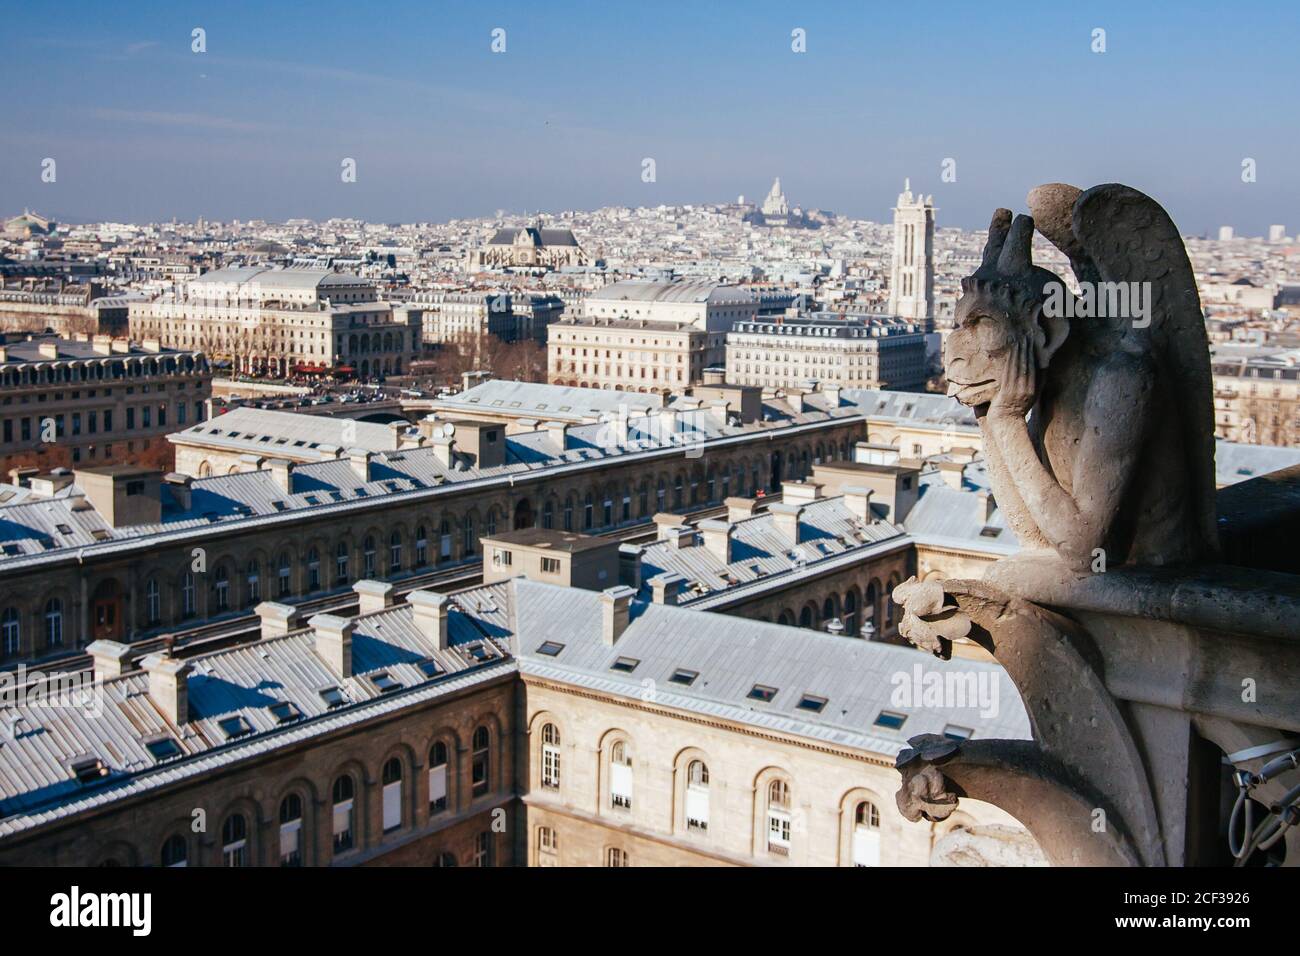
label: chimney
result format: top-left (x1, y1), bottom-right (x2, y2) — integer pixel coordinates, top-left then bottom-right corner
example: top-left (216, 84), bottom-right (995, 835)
top-left (702, 368), bottom-right (726, 386)
top-left (788, 391), bottom-right (808, 414)
top-left (387, 421), bottom-right (405, 450)
top-left (706, 399), bottom-right (730, 428)
top-left (600, 585), bottom-right (636, 645)
top-left (604, 411), bottom-right (629, 447)
top-left (311, 613), bottom-right (354, 680)
top-left (0, 346), bottom-right (7, 362)
top-left (141, 651), bottom-right (192, 725)
top-left (822, 382), bottom-right (842, 407)
top-left (111, 338), bottom-right (130, 353)
top-left (654, 513), bottom-right (687, 538)
top-left (431, 435), bottom-right (456, 469)
top-left (92, 334), bottom-right (112, 355)
top-left (657, 407), bottom-right (678, 441)
top-left (770, 502), bottom-right (805, 543)
top-left (782, 480), bottom-right (823, 504)
top-left (544, 420), bottom-right (569, 451)
top-left (142, 339), bottom-right (161, 353)
top-left (255, 601), bottom-right (300, 639)
top-left (86, 639), bottom-right (134, 680)
top-left (354, 579), bottom-right (394, 614)
top-left (408, 590), bottom-right (450, 649)
top-left (726, 496), bottom-right (758, 523)
top-left (649, 572), bottom-right (685, 606)
top-left (163, 472), bottom-right (192, 510)
top-left (698, 519), bottom-right (734, 563)
top-left (38, 341), bottom-right (59, 359)
top-left (843, 486), bottom-right (875, 523)
top-left (267, 458), bottom-right (294, 494)
top-left (348, 448), bottom-right (372, 483)
top-left (618, 543), bottom-right (643, 591)
top-left (938, 460), bottom-right (966, 490)
top-left (977, 491), bottom-right (997, 523)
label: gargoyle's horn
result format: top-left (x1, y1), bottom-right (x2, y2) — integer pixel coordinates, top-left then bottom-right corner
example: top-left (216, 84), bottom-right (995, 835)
top-left (981, 209), bottom-right (1013, 269)
top-left (997, 214), bottom-right (1036, 274)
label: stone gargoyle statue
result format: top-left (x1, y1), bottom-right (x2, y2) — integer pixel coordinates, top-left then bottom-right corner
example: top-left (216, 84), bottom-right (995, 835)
top-left (890, 184), bottom-right (1224, 866)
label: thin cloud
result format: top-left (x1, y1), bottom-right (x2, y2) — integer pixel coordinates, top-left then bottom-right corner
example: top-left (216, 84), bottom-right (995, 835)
top-left (89, 108), bottom-right (274, 133)
top-left (124, 40), bottom-right (158, 56)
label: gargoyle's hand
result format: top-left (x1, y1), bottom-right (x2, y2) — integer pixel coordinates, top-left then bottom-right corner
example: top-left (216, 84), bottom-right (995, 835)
top-left (988, 336), bottom-right (1036, 420)
top-left (892, 576), bottom-right (972, 660)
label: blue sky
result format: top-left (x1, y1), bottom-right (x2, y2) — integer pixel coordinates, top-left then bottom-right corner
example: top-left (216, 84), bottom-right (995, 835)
top-left (2, 0), bottom-right (1297, 233)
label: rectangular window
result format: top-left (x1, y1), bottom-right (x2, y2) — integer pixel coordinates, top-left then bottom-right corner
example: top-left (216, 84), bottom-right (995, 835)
top-left (473, 832), bottom-right (491, 867)
top-left (611, 762), bottom-right (633, 810)
top-left (280, 820), bottom-right (302, 866)
top-left (540, 557), bottom-right (560, 574)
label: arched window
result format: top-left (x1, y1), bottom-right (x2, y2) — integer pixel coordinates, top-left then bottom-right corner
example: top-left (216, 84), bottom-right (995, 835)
top-left (429, 741), bottom-right (449, 813)
top-left (332, 775), bottom-right (355, 853)
top-left (853, 801), bottom-right (881, 867)
top-left (389, 531), bottom-right (402, 573)
top-left (583, 493), bottom-right (594, 530)
top-left (213, 566), bottom-right (230, 611)
top-left (438, 519), bottom-right (452, 560)
top-left (463, 516), bottom-right (475, 556)
top-left (686, 760), bottom-right (709, 832)
top-left (799, 605), bottom-right (813, 629)
top-left (766, 779), bottom-right (792, 856)
top-left (146, 578), bottom-right (161, 624)
top-left (161, 834), bottom-right (187, 868)
top-left (2, 607), bottom-right (20, 656)
top-left (414, 526), bottom-right (428, 567)
top-left (486, 508), bottom-right (498, 537)
top-left (181, 571), bottom-right (196, 617)
top-left (610, 740), bottom-right (633, 810)
top-left (277, 552), bottom-right (291, 597)
top-left (221, 814), bottom-right (248, 867)
top-left (605, 846), bottom-right (629, 867)
top-left (335, 541), bottom-right (350, 585)
top-left (542, 500), bottom-right (554, 529)
top-left (563, 497), bottom-right (574, 531)
top-left (44, 598), bottom-right (63, 648)
top-left (363, 536), bottom-right (376, 578)
top-left (279, 794), bottom-right (303, 866)
top-left (381, 758), bottom-right (403, 833)
top-left (541, 723), bottom-right (561, 790)
top-left (306, 548), bottom-right (321, 592)
top-left (472, 726), bottom-right (491, 797)
top-left (245, 560), bottom-right (260, 605)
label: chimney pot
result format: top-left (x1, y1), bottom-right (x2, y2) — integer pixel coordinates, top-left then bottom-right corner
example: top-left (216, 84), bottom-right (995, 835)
top-left (698, 519), bottom-right (734, 564)
top-left (649, 572), bottom-right (685, 606)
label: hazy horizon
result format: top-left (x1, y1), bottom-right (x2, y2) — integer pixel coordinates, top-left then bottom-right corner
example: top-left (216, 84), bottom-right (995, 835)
top-left (3, 0), bottom-right (1298, 235)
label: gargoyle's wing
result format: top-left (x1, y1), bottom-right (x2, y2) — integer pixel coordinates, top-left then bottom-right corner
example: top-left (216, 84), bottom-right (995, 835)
top-left (1071, 183), bottom-right (1219, 558)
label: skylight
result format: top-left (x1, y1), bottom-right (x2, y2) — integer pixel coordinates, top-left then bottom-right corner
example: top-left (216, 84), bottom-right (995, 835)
top-left (747, 684), bottom-right (778, 703)
top-left (611, 656), bottom-right (640, 673)
top-left (537, 641), bottom-right (565, 657)
top-left (268, 701), bottom-right (302, 724)
top-left (319, 686), bottom-right (346, 709)
top-left (144, 736), bottom-right (182, 762)
top-left (370, 671), bottom-right (402, 693)
top-left (796, 694), bottom-right (828, 713)
top-left (669, 668), bottom-right (698, 686)
top-left (943, 724), bottom-right (974, 741)
top-left (218, 715), bottom-right (253, 739)
top-left (874, 711), bottom-right (907, 730)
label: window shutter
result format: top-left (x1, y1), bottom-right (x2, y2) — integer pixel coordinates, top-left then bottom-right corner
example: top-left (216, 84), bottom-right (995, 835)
top-left (429, 765), bottom-right (447, 804)
top-left (685, 787), bottom-right (709, 827)
top-left (611, 763), bottom-right (633, 802)
top-left (853, 826), bottom-right (880, 867)
top-left (383, 781), bottom-right (401, 831)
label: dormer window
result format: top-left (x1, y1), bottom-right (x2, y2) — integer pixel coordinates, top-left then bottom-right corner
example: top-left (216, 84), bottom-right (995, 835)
top-left (69, 756), bottom-right (108, 785)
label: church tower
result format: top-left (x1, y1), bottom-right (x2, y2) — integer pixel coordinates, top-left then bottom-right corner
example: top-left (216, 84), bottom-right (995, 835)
top-left (889, 179), bottom-right (935, 331)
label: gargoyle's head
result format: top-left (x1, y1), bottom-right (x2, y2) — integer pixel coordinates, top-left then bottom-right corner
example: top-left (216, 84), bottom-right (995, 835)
top-left (945, 210), bottom-right (1070, 408)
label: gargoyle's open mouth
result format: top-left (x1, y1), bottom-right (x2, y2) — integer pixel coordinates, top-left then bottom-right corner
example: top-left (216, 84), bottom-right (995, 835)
top-left (946, 378), bottom-right (996, 401)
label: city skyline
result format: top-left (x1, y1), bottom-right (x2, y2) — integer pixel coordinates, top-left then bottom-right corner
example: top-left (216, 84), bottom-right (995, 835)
top-left (2, 1), bottom-right (1298, 234)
